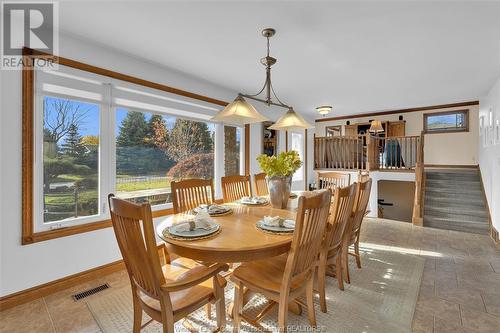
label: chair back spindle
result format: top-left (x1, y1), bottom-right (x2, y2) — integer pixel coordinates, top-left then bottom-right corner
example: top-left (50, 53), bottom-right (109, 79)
top-left (253, 172), bottom-right (269, 196)
top-left (282, 190), bottom-right (332, 290)
top-left (221, 175), bottom-right (252, 203)
top-left (107, 195), bottom-right (166, 301)
top-left (171, 178), bottom-right (215, 214)
top-left (317, 172), bottom-right (351, 193)
top-left (325, 184), bottom-right (357, 252)
top-left (348, 178), bottom-right (373, 239)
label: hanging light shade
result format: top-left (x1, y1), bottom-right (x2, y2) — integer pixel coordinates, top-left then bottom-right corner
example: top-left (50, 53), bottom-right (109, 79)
top-left (316, 105), bottom-right (332, 116)
top-left (211, 95), bottom-right (268, 125)
top-left (268, 108), bottom-right (314, 131)
top-left (211, 28), bottom-right (310, 129)
top-left (369, 120), bottom-right (384, 133)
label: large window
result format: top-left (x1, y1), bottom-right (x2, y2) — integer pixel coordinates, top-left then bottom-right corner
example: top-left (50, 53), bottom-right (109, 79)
top-left (42, 97), bottom-right (100, 223)
top-left (224, 125), bottom-right (242, 176)
top-left (115, 109), bottom-right (215, 205)
top-left (30, 61), bottom-right (242, 234)
top-left (423, 110), bottom-right (469, 133)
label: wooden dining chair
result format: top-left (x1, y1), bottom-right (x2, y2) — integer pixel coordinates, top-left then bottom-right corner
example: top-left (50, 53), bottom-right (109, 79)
top-left (342, 178), bottom-right (372, 284)
top-left (108, 194), bottom-right (229, 333)
top-left (316, 184), bottom-right (357, 313)
top-left (171, 178), bottom-right (215, 214)
top-left (221, 175), bottom-right (252, 203)
top-left (317, 171), bottom-right (351, 193)
top-left (231, 190), bottom-right (332, 333)
top-left (253, 172), bottom-right (269, 196)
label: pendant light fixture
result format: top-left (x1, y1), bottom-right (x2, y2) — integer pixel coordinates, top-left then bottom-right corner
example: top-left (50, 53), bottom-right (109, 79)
top-left (211, 28), bottom-right (313, 130)
top-left (369, 120), bottom-right (384, 134)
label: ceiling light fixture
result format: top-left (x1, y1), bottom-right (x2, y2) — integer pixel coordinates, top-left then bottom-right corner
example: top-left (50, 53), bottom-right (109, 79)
top-left (212, 28), bottom-right (313, 130)
top-left (316, 105), bottom-right (332, 116)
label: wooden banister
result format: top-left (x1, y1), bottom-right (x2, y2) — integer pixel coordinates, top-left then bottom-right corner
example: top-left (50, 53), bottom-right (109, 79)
top-left (412, 131), bottom-right (425, 225)
top-left (314, 134), bottom-right (421, 172)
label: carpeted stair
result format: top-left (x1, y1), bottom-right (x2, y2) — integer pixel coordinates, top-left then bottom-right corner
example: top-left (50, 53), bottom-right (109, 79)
top-left (424, 169), bottom-right (490, 235)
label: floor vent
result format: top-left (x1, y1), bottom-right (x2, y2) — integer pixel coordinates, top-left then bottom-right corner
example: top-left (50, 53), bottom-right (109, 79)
top-left (72, 283), bottom-right (110, 301)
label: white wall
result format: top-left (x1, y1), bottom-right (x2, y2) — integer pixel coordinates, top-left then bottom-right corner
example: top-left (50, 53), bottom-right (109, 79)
top-left (479, 77), bottom-right (500, 234)
top-left (315, 105), bottom-right (480, 166)
top-left (0, 34), bottom-right (245, 296)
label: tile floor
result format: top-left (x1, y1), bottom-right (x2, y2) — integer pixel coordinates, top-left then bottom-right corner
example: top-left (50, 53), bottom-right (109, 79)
top-left (1, 218), bottom-right (499, 333)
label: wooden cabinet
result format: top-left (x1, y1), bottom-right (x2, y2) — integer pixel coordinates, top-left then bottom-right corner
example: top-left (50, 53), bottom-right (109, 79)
top-left (344, 125), bottom-right (358, 137)
top-left (387, 121), bottom-right (406, 137)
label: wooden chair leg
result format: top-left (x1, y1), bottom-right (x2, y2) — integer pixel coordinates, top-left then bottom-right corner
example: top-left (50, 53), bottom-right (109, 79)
top-left (232, 281), bottom-right (243, 333)
top-left (205, 304), bottom-right (212, 320)
top-left (342, 244), bottom-right (351, 284)
top-left (355, 238), bottom-right (361, 268)
top-left (306, 277), bottom-right (317, 327)
top-left (317, 253), bottom-right (327, 313)
top-left (336, 255), bottom-right (344, 291)
top-left (132, 293), bottom-right (143, 333)
top-left (161, 321), bottom-right (174, 333)
top-left (277, 300), bottom-right (289, 333)
top-left (160, 302), bottom-right (175, 333)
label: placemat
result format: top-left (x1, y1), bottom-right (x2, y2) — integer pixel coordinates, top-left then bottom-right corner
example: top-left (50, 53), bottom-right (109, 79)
top-left (162, 226), bottom-right (222, 241)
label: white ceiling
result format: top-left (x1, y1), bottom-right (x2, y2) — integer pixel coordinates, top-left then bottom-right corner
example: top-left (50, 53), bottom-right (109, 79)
top-left (58, 1), bottom-right (500, 119)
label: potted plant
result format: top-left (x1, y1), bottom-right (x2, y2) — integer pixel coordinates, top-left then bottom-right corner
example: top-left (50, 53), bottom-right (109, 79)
top-left (256, 151), bottom-right (302, 208)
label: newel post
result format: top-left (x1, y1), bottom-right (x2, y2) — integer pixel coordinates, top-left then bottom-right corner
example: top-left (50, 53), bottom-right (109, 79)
top-left (412, 131), bottom-right (425, 226)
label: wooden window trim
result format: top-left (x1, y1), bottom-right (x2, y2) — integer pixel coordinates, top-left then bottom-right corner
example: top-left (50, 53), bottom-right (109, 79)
top-left (422, 109), bottom-right (469, 134)
top-left (22, 47), bottom-right (235, 244)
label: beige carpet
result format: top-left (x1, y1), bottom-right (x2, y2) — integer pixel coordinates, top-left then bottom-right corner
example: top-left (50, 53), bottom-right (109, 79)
top-left (87, 246), bottom-right (424, 333)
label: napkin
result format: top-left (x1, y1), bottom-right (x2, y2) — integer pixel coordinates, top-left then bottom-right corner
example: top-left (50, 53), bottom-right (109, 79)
top-left (262, 215), bottom-right (284, 227)
top-left (262, 216), bottom-right (295, 229)
top-left (174, 212), bottom-right (214, 232)
top-left (242, 196), bottom-right (267, 204)
top-left (197, 204), bottom-right (228, 214)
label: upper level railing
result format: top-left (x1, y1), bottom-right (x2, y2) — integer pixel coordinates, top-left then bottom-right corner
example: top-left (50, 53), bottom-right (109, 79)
top-left (375, 135), bottom-right (422, 170)
top-left (314, 135), bottom-right (366, 170)
top-left (314, 132), bottom-right (424, 172)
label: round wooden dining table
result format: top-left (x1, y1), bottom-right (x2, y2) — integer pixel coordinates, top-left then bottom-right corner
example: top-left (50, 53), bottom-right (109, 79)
top-left (156, 198), bottom-right (304, 263)
top-left (156, 192), bottom-right (313, 321)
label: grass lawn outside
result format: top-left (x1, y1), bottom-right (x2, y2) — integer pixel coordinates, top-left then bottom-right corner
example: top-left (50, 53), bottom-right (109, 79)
top-left (116, 179), bottom-right (170, 192)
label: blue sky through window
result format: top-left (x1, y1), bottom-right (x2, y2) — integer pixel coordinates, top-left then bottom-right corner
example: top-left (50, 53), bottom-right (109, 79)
top-left (44, 96), bottom-right (217, 145)
top-left (43, 96), bottom-right (100, 141)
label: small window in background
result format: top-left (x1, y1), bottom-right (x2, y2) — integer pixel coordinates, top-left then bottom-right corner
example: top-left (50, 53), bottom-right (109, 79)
top-left (43, 96), bottom-right (100, 223)
top-left (224, 126), bottom-right (241, 176)
top-left (115, 108), bottom-right (215, 205)
top-left (423, 110), bottom-right (468, 133)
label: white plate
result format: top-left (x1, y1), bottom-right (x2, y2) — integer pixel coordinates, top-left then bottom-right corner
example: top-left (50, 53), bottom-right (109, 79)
top-left (167, 221), bottom-right (220, 238)
top-left (256, 219), bottom-right (295, 233)
top-left (192, 205), bottom-right (231, 215)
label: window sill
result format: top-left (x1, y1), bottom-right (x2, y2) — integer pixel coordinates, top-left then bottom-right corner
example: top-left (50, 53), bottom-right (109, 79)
top-left (423, 128), bottom-right (469, 134)
top-left (22, 207), bottom-right (173, 245)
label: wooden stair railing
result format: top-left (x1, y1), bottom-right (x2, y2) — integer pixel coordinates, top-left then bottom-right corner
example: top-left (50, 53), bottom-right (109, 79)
top-left (412, 131), bottom-right (425, 225)
top-left (375, 135), bottom-right (422, 170)
top-left (314, 134), bottom-right (422, 172)
top-left (314, 135), bottom-right (366, 171)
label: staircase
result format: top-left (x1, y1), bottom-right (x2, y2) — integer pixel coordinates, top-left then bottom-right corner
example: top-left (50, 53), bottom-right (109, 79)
top-left (424, 169), bottom-right (490, 235)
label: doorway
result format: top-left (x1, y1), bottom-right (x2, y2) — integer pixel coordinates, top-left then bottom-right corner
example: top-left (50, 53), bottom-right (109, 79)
top-left (377, 180), bottom-right (415, 222)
